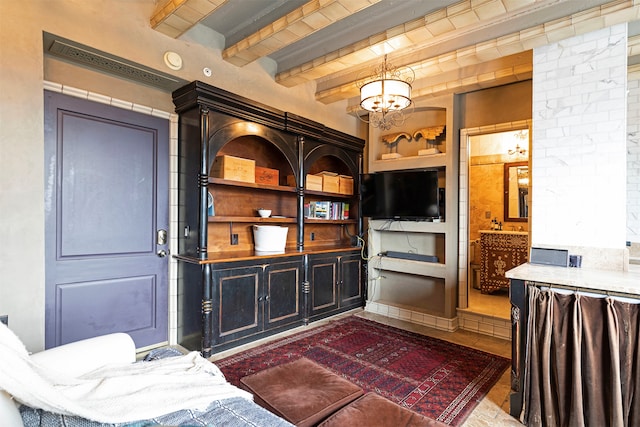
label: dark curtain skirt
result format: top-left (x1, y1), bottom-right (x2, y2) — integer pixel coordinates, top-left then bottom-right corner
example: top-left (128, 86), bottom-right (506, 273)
top-left (523, 286), bottom-right (640, 427)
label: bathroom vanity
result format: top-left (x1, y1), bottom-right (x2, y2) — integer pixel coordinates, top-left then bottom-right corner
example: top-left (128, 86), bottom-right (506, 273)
top-left (479, 230), bottom-right (528, 293)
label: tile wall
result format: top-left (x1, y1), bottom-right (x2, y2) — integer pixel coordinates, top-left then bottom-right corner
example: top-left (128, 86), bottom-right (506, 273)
top-left (628, 65), bottom-right (640, 254)
top-left (531, 23), bottom-right (628, 270)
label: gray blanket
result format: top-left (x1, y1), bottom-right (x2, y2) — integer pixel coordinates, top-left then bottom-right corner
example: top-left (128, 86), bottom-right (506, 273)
top-left (20, 397), bottom-right (293, 427)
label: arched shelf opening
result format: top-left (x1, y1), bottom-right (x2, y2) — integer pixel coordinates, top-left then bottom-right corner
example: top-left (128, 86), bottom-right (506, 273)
top-left (208, 121), bottom-right (298, 186)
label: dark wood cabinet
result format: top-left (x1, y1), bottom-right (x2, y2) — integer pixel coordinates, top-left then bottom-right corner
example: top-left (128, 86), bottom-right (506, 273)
top-left (340, 252), bottom-right (363, 308)
top-left (509, 277), bottom-right (527, 418)
top-left (172, 81), bottom-right (365, 356)
top-left (212, 257), bottom-right (303, 350)
top-left (308, 251), bottom-right (363, 320)
top-left (308, 254), bottom-right (339, 317)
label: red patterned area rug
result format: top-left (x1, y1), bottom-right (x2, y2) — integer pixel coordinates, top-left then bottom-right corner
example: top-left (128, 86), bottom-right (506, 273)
top-left (215, 316), bottom-right (510, 426)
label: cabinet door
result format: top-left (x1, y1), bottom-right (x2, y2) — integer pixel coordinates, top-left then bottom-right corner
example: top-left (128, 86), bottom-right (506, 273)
top-left (308, 254), bottom-right (339, 317)
top-left (264, 259), bottom-right (303, 329)
top-left (339, 253), bottom-right (362, 308)
top-left (213, 265), bottom-right (262, 344)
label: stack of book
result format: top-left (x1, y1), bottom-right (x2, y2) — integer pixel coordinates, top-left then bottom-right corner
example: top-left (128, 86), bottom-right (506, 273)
top-left (305, 201), bottom-right (349, 220)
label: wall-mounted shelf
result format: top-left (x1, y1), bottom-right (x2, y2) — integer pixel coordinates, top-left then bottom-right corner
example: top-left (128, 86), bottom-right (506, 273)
top-left (369, 219), bottom-right (447, 233)
top-left (366, 95), bottom-right (459, 322)
top-left (371, 152), bottom-right (446, 172)
top-left (372, 255), bottom-right (447, 278)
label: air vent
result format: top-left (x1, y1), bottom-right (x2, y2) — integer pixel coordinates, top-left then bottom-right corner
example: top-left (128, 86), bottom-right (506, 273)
top-left (43, 32), bottom-right (188, 92)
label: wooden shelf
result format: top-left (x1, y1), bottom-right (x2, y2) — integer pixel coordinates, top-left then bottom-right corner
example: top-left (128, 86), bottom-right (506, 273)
top-left (304, 218), bottom-right (357, 224)
top-left (304, 189), bottom-right (354, 199)
top-left (209, 216), bottom-right (296, 223)
top-left (208, 216), bottom-right (357, 224)
top-left (208, 177), bottom-right (357, 200)
top-left (173, 245), bottom-right (361, 264)
top-left (208, 177), bottom-right (296, 193)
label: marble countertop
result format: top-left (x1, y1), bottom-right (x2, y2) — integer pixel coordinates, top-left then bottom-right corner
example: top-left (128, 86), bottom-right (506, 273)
top-left (506, 263), bottom-right (640, 296)
top-left (479, 230), bottom-right (528, 235)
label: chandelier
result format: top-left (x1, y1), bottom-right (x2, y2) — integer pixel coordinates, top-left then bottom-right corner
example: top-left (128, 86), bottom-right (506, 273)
top-left (357, 55), bottom-right (414, 130)
top-left (508, 130), bottom-right (528, 155)
top-left (508, 144), bottom-right (527, 155)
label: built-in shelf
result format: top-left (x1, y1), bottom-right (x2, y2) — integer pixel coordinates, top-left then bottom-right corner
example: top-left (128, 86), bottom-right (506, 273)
top-left (371, 152), bottom-right (446, 172)
top-left (370, 255), bottom-right (447, 278)
top-left (366, 96), bottom-right (458, 321)
top-left (369, 219), bottom-right (447, 233)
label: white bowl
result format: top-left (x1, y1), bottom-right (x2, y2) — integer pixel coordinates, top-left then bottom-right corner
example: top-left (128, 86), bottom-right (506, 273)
top-left (258, 209), bottom-right (271, 218)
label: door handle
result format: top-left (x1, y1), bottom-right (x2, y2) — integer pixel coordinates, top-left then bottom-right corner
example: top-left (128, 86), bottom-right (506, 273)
top-left (157, 249), bottom-right (168, 258)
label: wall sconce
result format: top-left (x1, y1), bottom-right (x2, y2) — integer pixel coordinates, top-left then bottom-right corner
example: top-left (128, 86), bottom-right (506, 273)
top-left (357, 55), bottom-right (414, 130)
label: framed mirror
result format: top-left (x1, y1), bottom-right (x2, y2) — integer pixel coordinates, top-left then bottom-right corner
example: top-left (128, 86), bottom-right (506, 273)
top-left (504, 161), bottom-right (529, 222)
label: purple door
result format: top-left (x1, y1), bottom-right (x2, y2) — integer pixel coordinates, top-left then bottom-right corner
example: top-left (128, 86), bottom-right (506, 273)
top-left (44, 91), bottom-right (169, 349)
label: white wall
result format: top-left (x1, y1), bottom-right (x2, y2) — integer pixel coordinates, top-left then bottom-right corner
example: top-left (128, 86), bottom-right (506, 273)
top-left (0, 0), bottom-right (358, 351)
top-left (532, 24), bottom-right (628, 269)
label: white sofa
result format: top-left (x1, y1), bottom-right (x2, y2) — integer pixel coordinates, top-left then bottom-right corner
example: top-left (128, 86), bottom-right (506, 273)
top-left (0, 333), bottom-right (136, 425)
top-left (1, 330), bottom-right (294, 427)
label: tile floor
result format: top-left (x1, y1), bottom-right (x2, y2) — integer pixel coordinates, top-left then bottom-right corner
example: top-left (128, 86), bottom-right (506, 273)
top-left (209, 309), bottom-right (523, 426)
top-left (467, 287), bottom-right (511, 319)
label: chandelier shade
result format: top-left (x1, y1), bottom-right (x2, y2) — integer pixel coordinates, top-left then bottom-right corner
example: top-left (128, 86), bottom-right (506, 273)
top-left (357, 55), bottom-right (414, 130)
top-left (360, 79), bottom-right (412, 112)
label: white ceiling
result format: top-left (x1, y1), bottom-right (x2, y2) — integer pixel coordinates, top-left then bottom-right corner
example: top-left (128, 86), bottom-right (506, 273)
top-left (150, 0), bottom-right (638, 107)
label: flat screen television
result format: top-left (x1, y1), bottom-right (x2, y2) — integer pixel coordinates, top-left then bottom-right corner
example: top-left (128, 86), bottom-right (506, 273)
top-left (361, 170), bottom-right (442, 220)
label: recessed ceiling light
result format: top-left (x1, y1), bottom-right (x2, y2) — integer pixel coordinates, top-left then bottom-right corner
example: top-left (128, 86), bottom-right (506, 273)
top-left (163, 51), bottom-right (183, 71)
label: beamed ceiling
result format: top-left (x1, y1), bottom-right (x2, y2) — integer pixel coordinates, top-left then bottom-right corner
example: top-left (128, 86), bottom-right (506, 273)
top-left (150, 0), bottom-right (640, 110)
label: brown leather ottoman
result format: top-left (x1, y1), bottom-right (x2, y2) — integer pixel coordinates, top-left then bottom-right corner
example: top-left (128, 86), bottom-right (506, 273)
top-left (239, 357), bottom-right (363, 427)
top-left (317, 392), bottom-right (449, 427)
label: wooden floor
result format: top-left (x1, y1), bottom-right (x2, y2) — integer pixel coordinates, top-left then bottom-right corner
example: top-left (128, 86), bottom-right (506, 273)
top-left (208, 309), bottom-right (523, 426)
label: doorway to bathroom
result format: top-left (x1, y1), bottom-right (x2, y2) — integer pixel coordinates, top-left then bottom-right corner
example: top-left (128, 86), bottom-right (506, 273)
top-left (458, 122), bottom-right (531, 322)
